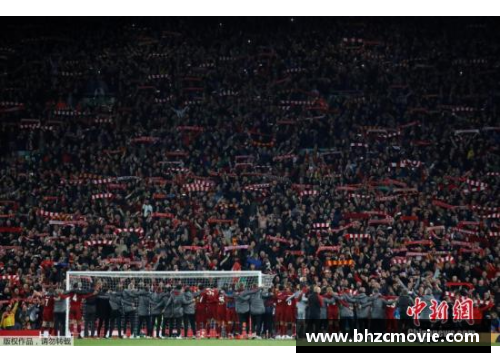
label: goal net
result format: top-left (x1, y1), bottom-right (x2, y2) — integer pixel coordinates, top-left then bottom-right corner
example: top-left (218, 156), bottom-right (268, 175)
top-left (64, 271), bottom-right (275, 336)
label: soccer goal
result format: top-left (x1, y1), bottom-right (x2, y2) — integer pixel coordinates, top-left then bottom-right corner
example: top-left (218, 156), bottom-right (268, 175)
top-left (65, 270), bottom-right (275, 336)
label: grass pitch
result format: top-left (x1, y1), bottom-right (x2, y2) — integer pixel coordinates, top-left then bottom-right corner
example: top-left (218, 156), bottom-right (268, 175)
top-left (74, 337), bottom-right (296, 346)
top-left (74, 338), bottom-right (499, 347)
top-left (74, 336), bottom-right (500, 347)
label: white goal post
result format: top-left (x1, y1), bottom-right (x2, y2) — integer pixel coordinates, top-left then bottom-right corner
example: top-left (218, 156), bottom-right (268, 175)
top-left (64, 270), bottom-right (275, 336)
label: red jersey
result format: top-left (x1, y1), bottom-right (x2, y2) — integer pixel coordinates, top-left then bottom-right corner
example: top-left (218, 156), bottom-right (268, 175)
top-left (203, 288), bottom-right (220, 305)
top-left (40, 260), bottom-right (54, 270)
top-left (42, 294), bottom-right (55, 321)
top-left (64, 291), bottom-right (93, 311)
top-left (473, 301), bottom-right (494, 321)
top-left (196, 292), bottom-right (206, 309)
top-left (203, 288), bottom-right (219, 320)
top-left (326, 294), bottom-right (338, 319)
top-left (275, 292), bottom-right (293, 315)
top-left (284, 295), bottom-right (296, 316)
top-left (385, 304), bottom-right (396, 319)
top-left (43, 295), bottom-right (55, 312)
top-left (216, 292), bottom-right (227, 321)
top-left (195, 292), bottom-right (207, 325)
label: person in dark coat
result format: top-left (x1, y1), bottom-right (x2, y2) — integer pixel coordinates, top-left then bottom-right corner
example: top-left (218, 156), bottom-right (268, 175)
top-left (136, 284), bottom-right (152, 337)
top-left (247, 285), bottom-right (268, 338)
top-left (53, 288), bottom-right (67, 336)
top-left (96, 286), bottom-right (111, 338)
top-left (160, 286), bottom-right (172, 338)
top-left (307, 286), bottom-right (323, 334)
top-left (122, 284), bottom-right (140, 338)
top-left (263, 287), bottom-right (275, 338)
top-left (150, 286), bottom-right (166, 338)
top-left (397, 288), bottom-right (414, 332)
top-left (168, 285), bottom-right (184, 338)
top-left (182, 287), bottom-right (197, 338)
top-left (83, 285), bottom-right (99, 338)
top-left (234, 284), bottom-right (251, 335)
top-left (106, 285), bottom-right (123, 339)
top-left (330, 292), bottom-right (358, 333)
top-left (353, 287), bottom-right (378, 333)
top-left (367, 289), bottom-right (394, 333)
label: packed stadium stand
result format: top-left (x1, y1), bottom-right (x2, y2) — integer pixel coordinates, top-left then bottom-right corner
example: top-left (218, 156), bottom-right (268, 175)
top-left (0, 18), bottom-right (499, 338)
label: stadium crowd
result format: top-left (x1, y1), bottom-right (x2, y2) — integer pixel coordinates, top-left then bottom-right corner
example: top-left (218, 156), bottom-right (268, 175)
top-left (0, 18), bottom-right (499, 337)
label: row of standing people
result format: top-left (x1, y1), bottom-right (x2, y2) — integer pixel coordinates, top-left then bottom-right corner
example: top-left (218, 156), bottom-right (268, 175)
top-left (40, 282), bottom-right (283, 339)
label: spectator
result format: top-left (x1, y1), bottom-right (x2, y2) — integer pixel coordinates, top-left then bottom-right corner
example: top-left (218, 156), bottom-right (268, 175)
top-left (0, 301), bottom-right (18, 330)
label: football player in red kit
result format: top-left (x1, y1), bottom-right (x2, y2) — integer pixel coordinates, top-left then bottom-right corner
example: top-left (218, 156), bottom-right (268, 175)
top-left (325, 286), bottom-right (339, 332)
top-left (216, 288), bottom-right (227, 336)
top-left (385, 299), bottom-right (397, 333)
top-left (41, 287), bottom-right (56, 335)
top-left (61, 282), bottom-right (96, 338)
top-left (203, 286), bottom-right (220, 334)
top-left (275, 285), bottom-right (293, 338)
top-left (283, 287), bottom-right (297, 337)
top-left (195, 286), bottom-right (207, 333)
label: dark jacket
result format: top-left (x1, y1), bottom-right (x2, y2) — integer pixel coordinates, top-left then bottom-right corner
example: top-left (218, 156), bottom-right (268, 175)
top-left (248, 289), bottom-right (267, 315)
top-left (397, 295), bottom-right (414, 318)
top-left (169, 290), bottom-right (184, 318)
top-left (150, 292), bottom-right (166, 315)
top-left (53, 296), bottom-right (66, 314)
top-left (234, 290), bottom-right (251, 314)
top-left (161, 291), bottom-right (173, 318)
top-left (370, 296), bottom-right (393, 319)
top-left (182, 290), bottom-right (196, 315)
top-left (333, 294), bottom-right (356, 318)
top-left (108, 291), bottom-right (123, 312)
top-left (96, 294), bottom-right (111, 317)
top-left (137, 291), bottom-right (151, 316)
top-left (308, 292), bottom-right (322, 319)
top-left (355, 293), bottom-right (377, 319)
top-left (84, 292), bottom-right (99, 314)
top-left (122, 289), bottom-right (139, 313)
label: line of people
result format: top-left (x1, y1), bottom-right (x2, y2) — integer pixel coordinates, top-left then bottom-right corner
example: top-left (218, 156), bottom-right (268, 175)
top-left (37, 281), bottom-right (278, 339)
top-left (2, 277), bottom-right (498, 338)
